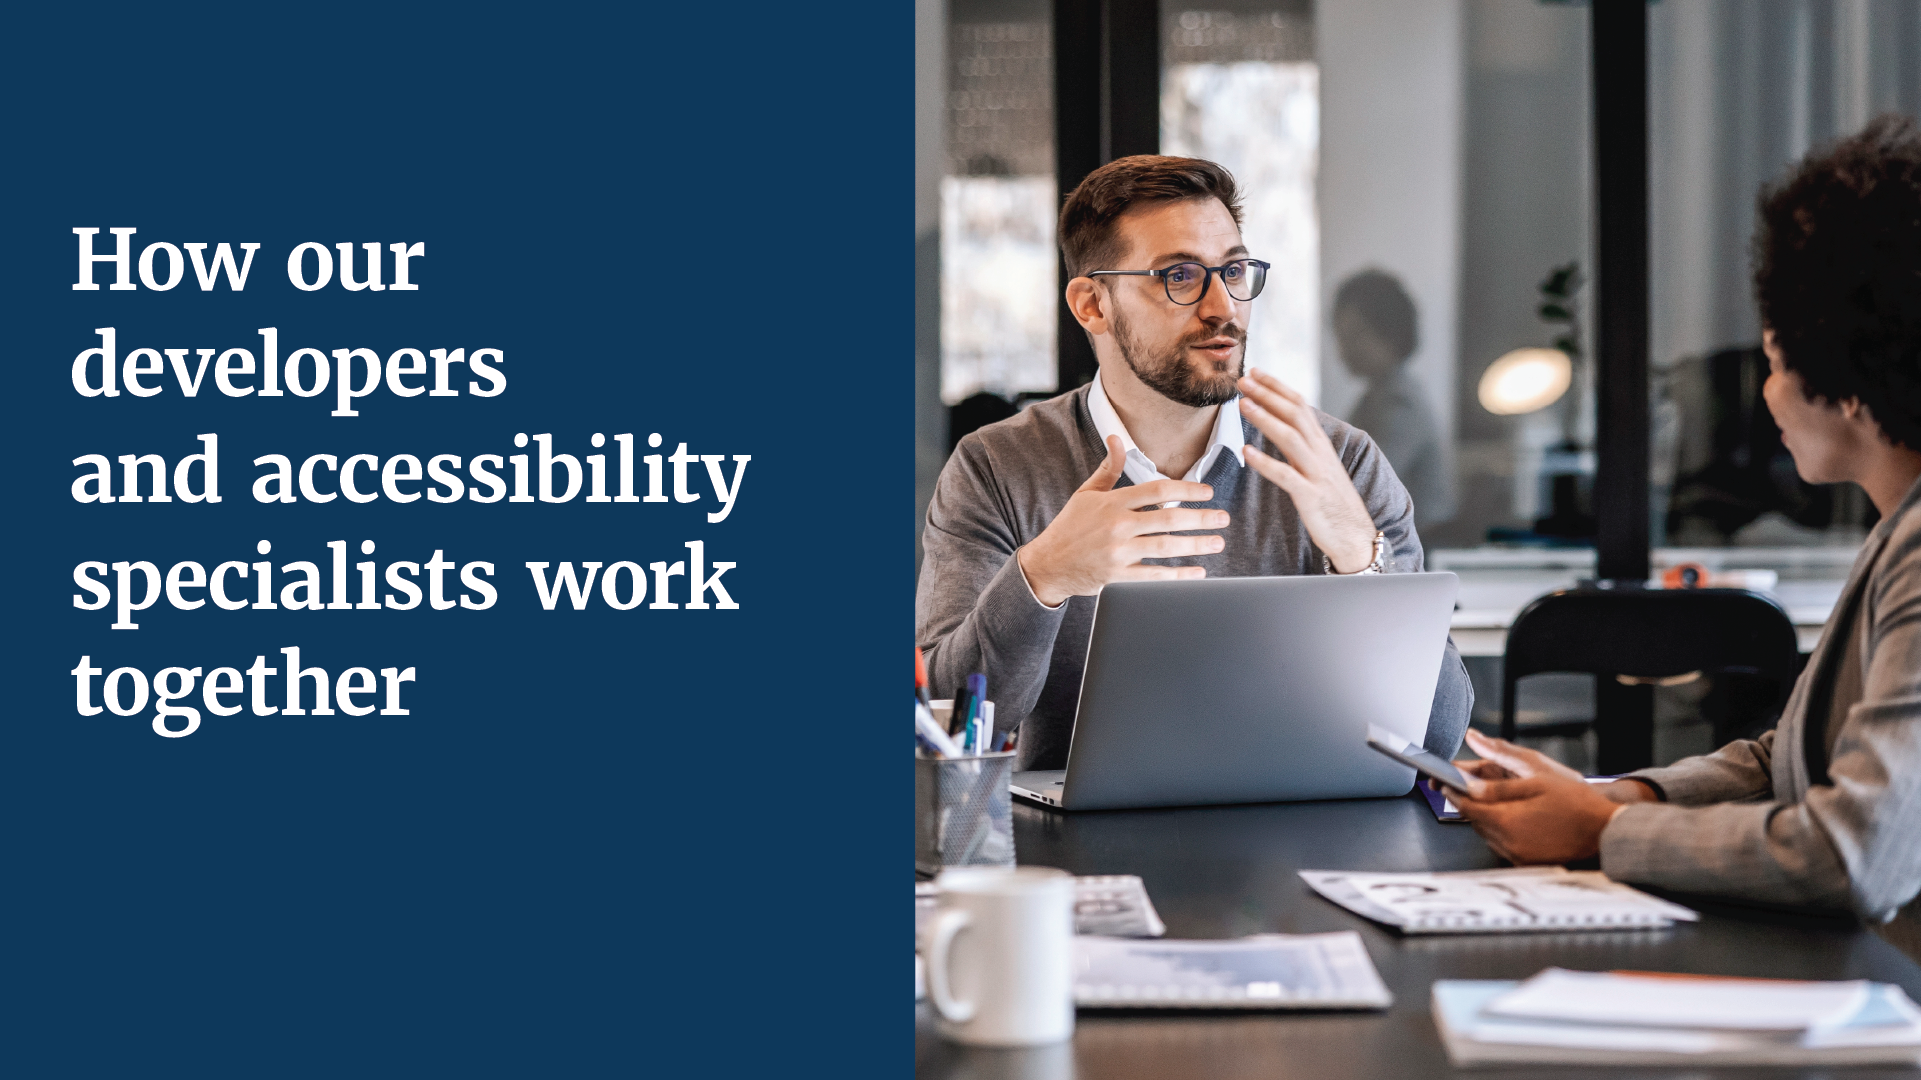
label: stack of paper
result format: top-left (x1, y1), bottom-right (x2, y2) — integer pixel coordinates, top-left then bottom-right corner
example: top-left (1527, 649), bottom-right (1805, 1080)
top-left (1301, 866), bottom-right (1698, 933)
top-left (1433, 968), bottom-right (1921, 1066)
top-left (1075, 931), bottom-right (1391, 1010)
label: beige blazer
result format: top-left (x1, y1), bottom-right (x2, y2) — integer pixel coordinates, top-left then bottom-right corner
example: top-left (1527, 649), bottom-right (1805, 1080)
top-left (1602, 474), bottom-right (1921, 956)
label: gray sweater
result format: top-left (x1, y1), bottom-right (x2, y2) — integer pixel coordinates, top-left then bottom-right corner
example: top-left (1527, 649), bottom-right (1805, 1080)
top-left (916, 384), bottom-right (1473, 771)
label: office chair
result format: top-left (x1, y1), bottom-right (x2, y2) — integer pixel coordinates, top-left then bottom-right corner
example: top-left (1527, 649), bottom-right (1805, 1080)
top-left (1499, 586), bottom-right (1802, 774)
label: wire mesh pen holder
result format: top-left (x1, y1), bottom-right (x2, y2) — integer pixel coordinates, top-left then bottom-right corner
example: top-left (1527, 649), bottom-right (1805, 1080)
top-left (915, 752), bottom-right (1016, 875)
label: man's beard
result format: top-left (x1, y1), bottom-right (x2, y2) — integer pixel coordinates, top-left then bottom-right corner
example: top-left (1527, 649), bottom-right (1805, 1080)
top-left (1112, 305), bottom-right (1246, 407)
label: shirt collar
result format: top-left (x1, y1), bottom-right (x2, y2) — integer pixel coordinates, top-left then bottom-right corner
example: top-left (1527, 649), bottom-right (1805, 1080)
top-left (1087, 370), bottom-right (1244, 485)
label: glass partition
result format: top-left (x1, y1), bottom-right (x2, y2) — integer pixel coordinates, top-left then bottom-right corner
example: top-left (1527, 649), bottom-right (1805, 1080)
top-left (1438, 0), bottom-right (1592, 549)
top-left (942, 0), bottom-right (1057, 412)
top-left (1161, 3), bottom-right (1319, 397)
top-left (1649, 0), bottom-right (1921, 550)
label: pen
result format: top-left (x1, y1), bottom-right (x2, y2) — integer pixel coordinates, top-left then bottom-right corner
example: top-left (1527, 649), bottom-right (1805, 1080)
top-left (916, 700), bottom-right (960, 758)
top-left (965, 673), bottom-right (987, 756)
top-left (1000, 720), bottom-right (1019, 754)
top-left (949, 677), bottom-right (976, 741)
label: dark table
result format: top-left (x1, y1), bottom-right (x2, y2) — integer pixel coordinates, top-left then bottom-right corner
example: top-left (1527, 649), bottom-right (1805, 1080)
top-left (915, 793), bottom-right (1921, 1079)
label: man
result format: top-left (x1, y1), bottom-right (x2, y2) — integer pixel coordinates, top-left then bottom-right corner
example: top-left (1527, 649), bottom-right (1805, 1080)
top-left (1334, 269), bottom-right (1452, 524)
top-left (917, 154), bottom-right (1473, 770)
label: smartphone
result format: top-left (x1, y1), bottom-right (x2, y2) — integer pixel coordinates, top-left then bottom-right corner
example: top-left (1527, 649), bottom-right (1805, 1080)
top-left (1365, 724), bottom-right (1474, 796)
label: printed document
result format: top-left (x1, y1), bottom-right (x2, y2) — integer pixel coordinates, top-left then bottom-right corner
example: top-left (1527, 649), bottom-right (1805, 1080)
top-left (1075, 931), bottom-right (1390, 1009)
top-left (1300, 866), bottom-right (1697, 933)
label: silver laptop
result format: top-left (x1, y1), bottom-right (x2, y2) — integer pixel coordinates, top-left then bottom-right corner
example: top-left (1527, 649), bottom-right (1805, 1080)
top-left (1011, 572), bottom-right (1458, 811)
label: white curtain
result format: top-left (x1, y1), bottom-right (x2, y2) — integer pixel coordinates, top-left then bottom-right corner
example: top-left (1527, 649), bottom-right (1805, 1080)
top-left (1650, 0), bottom-right (1921, 371)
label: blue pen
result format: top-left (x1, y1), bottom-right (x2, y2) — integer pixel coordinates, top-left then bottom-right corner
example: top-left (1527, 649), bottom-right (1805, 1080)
top-left (965, 673), bottom-right (988, 755)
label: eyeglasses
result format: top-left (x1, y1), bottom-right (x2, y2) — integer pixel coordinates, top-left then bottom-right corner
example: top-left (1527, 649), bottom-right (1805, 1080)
top-left (1088, 259), bottom-right (1270, 306)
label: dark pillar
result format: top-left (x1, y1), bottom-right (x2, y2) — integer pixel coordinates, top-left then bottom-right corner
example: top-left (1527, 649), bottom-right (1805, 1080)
top-left (1104, 0), bottom-right (1160, 162)
top-left (1590, 0), bottom-right (1651, 583)
top-left (1054, 0), bottom-right (1101, 392)
top-left (1053, 0), bottom-right (1160, 391)
top-left (1590, 0), bottom-right (1654, 770)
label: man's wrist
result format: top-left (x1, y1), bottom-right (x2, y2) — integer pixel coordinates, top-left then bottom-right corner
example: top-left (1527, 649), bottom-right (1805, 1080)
top-left (1324, 530), bottom-right (1382, 574)
top-left (1015, 546), bottom-right (1067, 610)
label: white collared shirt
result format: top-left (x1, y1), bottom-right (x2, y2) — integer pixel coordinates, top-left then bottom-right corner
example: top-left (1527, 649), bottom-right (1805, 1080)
top-left (1018, 374), bottom-right (1249, 610)
top-left (1086, 370), bottom-right (1244, 507)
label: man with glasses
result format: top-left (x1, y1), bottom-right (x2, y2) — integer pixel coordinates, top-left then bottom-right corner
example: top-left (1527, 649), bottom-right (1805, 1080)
top-left (917, 154), bottom-right (1472, 770)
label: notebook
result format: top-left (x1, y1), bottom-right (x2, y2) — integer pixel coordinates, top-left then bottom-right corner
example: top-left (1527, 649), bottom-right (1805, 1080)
top-left (1074, 931), bottom-right (1391, 1009)
top-left (1433, 970), bottom-right (1921, 1066)
top-left (1484, 967), bottom-right (1871, 1030)
top-left (1300, 866), bottom-right (1698, 933)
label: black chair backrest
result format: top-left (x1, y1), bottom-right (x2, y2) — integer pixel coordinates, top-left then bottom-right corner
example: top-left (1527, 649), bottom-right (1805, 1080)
top-left (1500, 586), bottom-right (1802, 740)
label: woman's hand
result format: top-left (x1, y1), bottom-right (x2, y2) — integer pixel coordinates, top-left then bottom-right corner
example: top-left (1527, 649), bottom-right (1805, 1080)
top-left (1453, 729), bottom-right (1662, 805)
top-left (1455, 728), bottom-right (1584, 783)
top-left (1448, 730), bottom-right (1649, 864)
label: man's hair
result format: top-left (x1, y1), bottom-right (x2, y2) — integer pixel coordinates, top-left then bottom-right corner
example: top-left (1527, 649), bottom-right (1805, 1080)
top-left (1333, 269), bottom-right (1418, 361)
top-left (1755, 113), bottom-right (1921, 448)
top-left (1058, 155), bottom-right (1244, 280)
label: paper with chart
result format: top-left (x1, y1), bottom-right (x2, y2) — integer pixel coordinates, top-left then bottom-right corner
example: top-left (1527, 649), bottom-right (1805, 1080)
top-left (1068, 875), bottom-right (1168, 937)
top-left (1301, 866), bottom-right (1698, 933)
top-left (1073, 931), bottom-right (1391, 1009)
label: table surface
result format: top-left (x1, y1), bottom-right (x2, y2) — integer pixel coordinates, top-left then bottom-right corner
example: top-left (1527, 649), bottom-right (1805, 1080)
top-left (915, 793), bottom-right (1921, 1079)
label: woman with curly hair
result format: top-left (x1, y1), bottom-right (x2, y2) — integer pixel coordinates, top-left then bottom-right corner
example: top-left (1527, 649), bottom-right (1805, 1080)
top-left (1449, 114), bottom-right (1921, 959)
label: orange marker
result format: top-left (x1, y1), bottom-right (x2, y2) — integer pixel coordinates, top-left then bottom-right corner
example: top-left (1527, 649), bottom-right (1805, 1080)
top-left (915, 647), bottom-right (932, 709)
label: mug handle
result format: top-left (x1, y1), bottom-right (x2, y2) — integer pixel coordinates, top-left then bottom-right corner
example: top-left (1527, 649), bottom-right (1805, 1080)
top-left (925, 908), bottom-right (977, 1023)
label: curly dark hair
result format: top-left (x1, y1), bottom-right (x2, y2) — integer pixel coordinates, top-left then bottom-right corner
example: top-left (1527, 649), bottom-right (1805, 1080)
top-left (1058, 155), bottom-right (1244, 280)
top-left (1754, 113), bottom-right (1921, 449)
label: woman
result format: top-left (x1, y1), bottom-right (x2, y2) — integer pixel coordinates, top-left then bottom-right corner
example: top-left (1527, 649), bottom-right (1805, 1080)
top-left (1453, 115), bottom-right (1921, 957)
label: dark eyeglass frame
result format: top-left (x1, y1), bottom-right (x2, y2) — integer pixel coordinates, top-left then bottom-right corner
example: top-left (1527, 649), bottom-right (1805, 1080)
top-left (1088, 259), bottom-right (1271, 306)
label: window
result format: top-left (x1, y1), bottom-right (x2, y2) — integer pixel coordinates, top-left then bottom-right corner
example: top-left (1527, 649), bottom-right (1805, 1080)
top-left (942, 5), bottom-right (1057, 405)
top-left (1162, 7), bottom-right (1319, 398)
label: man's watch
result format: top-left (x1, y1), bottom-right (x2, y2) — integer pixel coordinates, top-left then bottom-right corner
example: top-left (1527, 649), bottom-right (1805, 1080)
top-left (1323, 531), bottom-right (1386, 575)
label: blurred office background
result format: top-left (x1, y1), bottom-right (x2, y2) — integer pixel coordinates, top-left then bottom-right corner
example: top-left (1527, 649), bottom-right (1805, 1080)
top-left (915, 0), bottom-right (1921, 768)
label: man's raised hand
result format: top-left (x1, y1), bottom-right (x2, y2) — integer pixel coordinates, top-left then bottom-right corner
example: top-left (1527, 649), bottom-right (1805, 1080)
top-left (1236, 369), bottom-right (1379, 573)
top-left (1016, 435), bottom-right (1228, 608)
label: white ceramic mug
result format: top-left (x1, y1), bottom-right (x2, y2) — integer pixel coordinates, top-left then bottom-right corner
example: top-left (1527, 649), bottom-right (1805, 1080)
top-left (922, 866), bottom-right (1076, 1047)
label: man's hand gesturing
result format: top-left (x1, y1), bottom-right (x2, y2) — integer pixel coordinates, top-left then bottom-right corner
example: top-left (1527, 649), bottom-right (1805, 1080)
top-left (1016, 435), bottom-right (1229, 608)
top-left (1237, 369), bottom-right (1378, 573)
